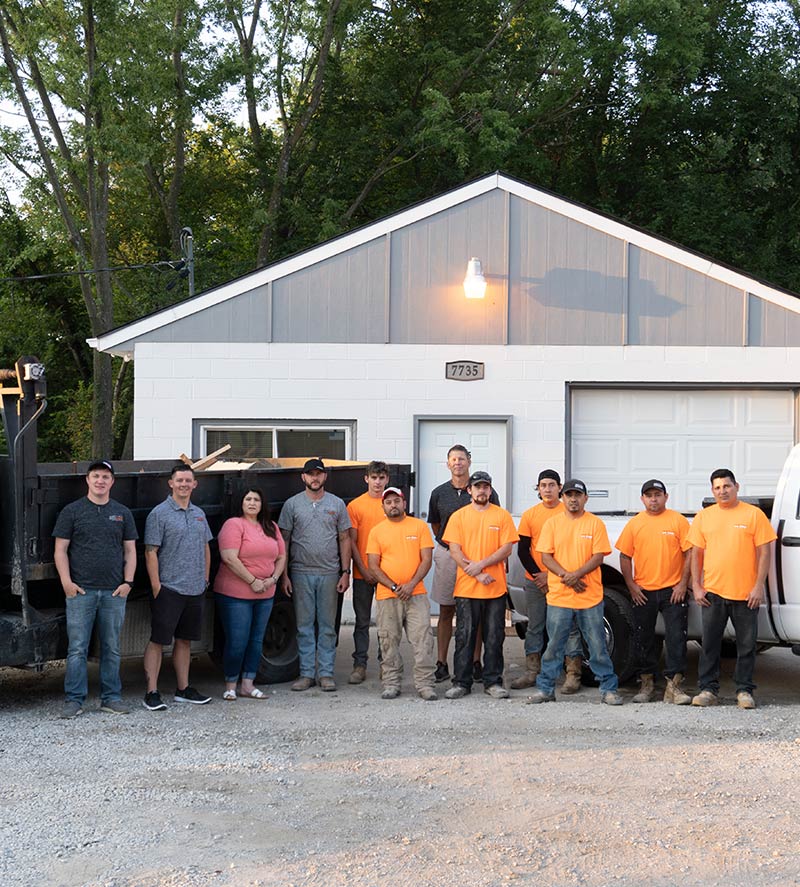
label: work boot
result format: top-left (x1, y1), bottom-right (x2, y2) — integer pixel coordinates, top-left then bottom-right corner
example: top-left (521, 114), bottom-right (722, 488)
top-left (691, 689), bottom-right (719, 707)
top-left (348, 665), bottom-right (367, 685)
top-left (524, 688), bottom-right (556, 704)
top-left (737, 691), bottom-right (757, 710)
top-left (510, 653), bottom-right (541, 689)
top-left (664, 673), bottom-right (691, 705)
top-left (560, 656), bottom-right (583, 694)
top-left (632, 673), bottom-right (655, 703)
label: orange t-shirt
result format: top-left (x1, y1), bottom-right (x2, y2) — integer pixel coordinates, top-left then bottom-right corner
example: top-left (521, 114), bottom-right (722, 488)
top-left (366, 516), bottom-right (434, 601)
top-left (686, 501), bottom-right (776, 601)
top-left (443, 503), bottom-right (519, 600)
top-left (347, 492), bottom-right (387, 580)
top-left (517, 501), bottom-right (566, 578)
top-left (536, 511), bottom-right (611, 609)
top-left (615, 509), bottom-right (691, 590)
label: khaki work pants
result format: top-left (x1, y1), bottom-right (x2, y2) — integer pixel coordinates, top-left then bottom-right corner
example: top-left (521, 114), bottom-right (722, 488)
top-left (376, 595), bottom-right (436, 691)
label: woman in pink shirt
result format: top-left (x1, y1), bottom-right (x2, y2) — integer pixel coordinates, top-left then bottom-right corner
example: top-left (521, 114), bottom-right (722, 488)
top-left (214, 488), bottom-right (286, 699)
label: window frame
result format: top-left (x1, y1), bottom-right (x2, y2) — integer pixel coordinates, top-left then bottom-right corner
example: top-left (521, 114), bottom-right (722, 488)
top-left (193, 418), bottom-right (355, 461)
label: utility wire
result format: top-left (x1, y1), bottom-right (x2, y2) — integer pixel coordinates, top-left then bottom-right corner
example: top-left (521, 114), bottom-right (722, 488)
top-left (0, 260), bottom-right (185, 283)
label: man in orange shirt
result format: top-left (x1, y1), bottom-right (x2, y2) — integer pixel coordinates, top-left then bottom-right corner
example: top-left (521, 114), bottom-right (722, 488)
top-left (513, 469), bottom-right (583, 692)
top-left (688, 468), bottom-right (776, 709)
top-left (616, 479), bottom-right (692, 704)
top-left (442, 471), bottom-right (519, 700)
top-left (346, 461), bottom-right (389, 684)
top-left (367, 488), bottom-right (437, 701)
top-left (527, 479), bottom-right (623, 705)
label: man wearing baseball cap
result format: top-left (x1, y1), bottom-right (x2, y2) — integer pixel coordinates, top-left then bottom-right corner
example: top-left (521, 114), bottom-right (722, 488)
top-left (278, 458), bottom-right (352, 691)
top-left (615, 480), bottom-right (692, 704)
top-left (53, 460), bottom-right (138, 718)
top-left (366, 487), bottom-right (437, 700)
top-left (442, 471), bottom-right (519, 699)
top-left (513, 469), bottom-right (583, 691)
top-left (527, 478), bottom-right (622, 705)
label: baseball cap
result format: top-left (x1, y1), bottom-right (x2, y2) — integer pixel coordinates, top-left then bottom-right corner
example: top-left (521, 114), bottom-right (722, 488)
top-left (561, 478), bottom-right (587, 495)
top-left (468, 470), bottom-right (492, 486)
top-left (641, 479), bottom-right (667, 495)
top-left (382, 486), bottom-right (405, 500)
top-left (537, 469), bottom-right (561, 485)
top-left (302, 458), bottom-right (326, 473)
top-left (86, 460), bottom-right (114, 475)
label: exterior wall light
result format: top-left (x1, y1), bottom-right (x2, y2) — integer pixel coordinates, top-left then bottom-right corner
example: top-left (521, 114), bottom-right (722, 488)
top-left (463, 257), bottom-right (487, 300)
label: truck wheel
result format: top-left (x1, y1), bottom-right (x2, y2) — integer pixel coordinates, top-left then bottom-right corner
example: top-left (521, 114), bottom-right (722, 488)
top-left (581, 587), bottom-right (636, 685)
top-left (256, 597), bottom-right (300, 684)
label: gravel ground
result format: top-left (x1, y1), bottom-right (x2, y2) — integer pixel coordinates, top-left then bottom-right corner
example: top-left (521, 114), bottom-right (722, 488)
top-left (2, 630), bottom-right (800, 887)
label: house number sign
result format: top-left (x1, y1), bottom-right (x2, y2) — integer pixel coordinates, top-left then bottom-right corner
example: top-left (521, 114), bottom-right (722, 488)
top-left (445, 360), bottom-right (485, 381)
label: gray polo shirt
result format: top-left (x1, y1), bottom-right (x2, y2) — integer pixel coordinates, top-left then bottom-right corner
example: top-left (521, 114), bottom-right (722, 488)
top-left (144, 496), bottom-right (212, 596)
top-left (278, 490), bottom-right (351, 574)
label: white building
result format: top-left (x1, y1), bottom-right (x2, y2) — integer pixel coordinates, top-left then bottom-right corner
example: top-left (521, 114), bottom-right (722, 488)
top-left (91, 172), bottom-right (800, 516)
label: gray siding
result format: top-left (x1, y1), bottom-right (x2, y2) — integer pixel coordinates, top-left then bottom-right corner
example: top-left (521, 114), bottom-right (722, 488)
top-left (272, 239), bottom-right (386, 342)
top-left (628, 248), bottom-right (744, 345)
top-left (748, 293), bottom-right (800, 346)
top-left (389, 191), bottom-right (507, 344)
top-left (508, 198), bottom-right (625, 345)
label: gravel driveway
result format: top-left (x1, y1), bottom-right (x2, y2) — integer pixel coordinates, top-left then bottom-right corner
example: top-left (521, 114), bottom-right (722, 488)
top-left (2, 630), bottom-right (800, 887)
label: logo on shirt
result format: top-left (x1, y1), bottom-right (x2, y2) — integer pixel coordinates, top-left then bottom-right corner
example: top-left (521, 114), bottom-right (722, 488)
top-left (733, 524), bottom-right (748, 530)
top-left (580, 534), bottom-right (593, 540)
top-left (109, 514), bottom-right (124, 522)
top-left (489, 525), bottom-right (500, 532)
top-left (405, 535), bottom-right (418, 541)
top-left (660, 531), bottom-right (676, 537)
top-left (196, 516), bottom-right (206, 522)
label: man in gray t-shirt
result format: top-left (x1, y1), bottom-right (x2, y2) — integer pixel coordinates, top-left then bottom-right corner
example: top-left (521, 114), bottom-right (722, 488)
top-left (279, 458), bottom-right (351, 692)
top-left (142, 465), bottom-right (213, 711)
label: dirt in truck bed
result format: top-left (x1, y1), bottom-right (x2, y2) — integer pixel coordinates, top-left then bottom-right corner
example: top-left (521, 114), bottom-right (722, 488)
top-left (1, 633), bottom-right (799, 887)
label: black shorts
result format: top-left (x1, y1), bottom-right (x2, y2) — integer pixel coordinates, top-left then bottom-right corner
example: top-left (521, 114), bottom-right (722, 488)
top-left (150, 586), bottom-right (204, 645)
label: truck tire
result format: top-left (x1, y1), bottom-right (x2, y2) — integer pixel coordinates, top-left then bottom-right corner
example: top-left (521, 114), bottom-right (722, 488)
top-left (256, 597), bottom-right (300, 684)
top-left (581, 587), bottom-right (636, 685)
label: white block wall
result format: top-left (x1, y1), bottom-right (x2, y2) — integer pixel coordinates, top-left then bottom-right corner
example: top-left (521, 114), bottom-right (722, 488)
top-left (133, 341), bottom-right (799, 512)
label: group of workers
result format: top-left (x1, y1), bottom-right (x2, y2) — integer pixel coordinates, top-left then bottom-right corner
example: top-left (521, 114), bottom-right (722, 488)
top-left (52, 444), bottom-right (777, 718)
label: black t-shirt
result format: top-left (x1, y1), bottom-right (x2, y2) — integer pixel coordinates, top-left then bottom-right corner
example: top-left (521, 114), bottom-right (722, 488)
top-left (52, 496), bottom-right (138, 589)
top-left (427, 481), bottom-right (500, 547)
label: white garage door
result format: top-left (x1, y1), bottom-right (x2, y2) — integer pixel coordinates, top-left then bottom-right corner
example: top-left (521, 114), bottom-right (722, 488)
top-left (571, 388), bottom-right (796, 513)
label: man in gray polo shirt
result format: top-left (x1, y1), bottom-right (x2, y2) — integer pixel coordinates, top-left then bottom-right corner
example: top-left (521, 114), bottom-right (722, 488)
top-left (279, 458), bottom-right (352, 692)
top-left (143, 465), bottom-right (213, 710)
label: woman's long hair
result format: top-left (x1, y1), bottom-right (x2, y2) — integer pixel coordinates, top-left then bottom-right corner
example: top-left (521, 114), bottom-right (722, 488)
top-left (238, 487), bottom-right (277, 539)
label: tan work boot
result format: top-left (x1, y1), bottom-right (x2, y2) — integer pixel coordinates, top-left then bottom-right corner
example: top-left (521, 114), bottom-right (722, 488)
top-left (737, 691), bottom-right (756, 709)
top-left (691, 689), bottom-right (719, 707)
top-left (664, 673), bottom-right (691, 705)
top-left (510, 653), bottom-right (541, 689)
top-left (632, 673), bottom-right (655, 703)
top-left (560, 656), bottom-right (583, 694)
top-left (348, 665), bottom-right (366, 684)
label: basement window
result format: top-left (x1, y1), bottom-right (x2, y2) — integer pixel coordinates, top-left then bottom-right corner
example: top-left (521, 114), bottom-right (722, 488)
top-left (198, 421), bottom-right (352, 461)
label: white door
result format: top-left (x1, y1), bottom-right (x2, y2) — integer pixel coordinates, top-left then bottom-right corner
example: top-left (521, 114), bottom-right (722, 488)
top-left (571, 388), bottom-right (796, 513)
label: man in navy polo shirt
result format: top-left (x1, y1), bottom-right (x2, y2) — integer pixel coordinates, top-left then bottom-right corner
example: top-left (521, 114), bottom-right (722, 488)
top-left (53, 460), bottom-right (138, 719)
top-left (143, 465), bottom-right (213, 710)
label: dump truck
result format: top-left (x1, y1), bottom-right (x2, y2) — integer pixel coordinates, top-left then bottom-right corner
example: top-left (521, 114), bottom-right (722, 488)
top-left (0, 357), bottom-right (411, 683)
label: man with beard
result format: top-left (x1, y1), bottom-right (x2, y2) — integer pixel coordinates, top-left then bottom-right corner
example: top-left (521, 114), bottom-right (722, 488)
top-left (442, 471), bottom-right (518, 700)
top-left (279, 458), bottom-right (352, 692)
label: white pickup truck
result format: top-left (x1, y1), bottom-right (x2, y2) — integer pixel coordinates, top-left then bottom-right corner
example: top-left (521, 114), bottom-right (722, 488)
top-left (507, 443), bottom-right (800, 682)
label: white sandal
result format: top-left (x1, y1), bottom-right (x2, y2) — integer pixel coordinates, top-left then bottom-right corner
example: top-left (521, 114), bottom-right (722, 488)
top-left (222, 689), bottom-right (237, 701)
top-left (242, 687), bottom-right (266, 699)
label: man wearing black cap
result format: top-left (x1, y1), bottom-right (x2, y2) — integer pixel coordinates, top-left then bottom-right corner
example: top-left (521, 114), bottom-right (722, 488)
top-left (616, 480), bottom-right (692, 704)
top-left (527, 479), bottom-right (622, 705)
top-left (278, 458), bottom-right (352, 692)
top-left (513, 470), bottom-right (583, 691)
top-left (442, 471), bottom-right (519, 699)
top-left (53, 461), bottom-right (138, 718)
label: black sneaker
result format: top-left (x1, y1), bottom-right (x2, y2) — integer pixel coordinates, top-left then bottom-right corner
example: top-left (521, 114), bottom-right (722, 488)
top-left (472, 660), bottom-right (483, 683)
top-left (143, 691), bottom-right (167, 711)
top-left (174, 686), bottom-right (212, 705)
top-left (434, 661), bottom-right (450, 683)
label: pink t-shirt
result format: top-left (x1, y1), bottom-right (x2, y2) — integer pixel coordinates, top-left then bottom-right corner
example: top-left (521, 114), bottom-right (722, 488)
top-left (214, 517), bottom-right (285, 600)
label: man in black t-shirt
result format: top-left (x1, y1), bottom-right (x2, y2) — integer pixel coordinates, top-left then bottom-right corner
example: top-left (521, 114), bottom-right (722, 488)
top-left (427, 444), bottom-right (499, 683)
top-left (53, 460), bottom-right (138, 718)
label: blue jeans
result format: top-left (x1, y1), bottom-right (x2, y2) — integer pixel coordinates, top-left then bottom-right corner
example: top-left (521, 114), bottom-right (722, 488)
top-left (698, 593), bottom-right (758, 694)
top-left (351, 578), bottom-right (375, 667)
top-left (632, 587), bottom-right (688, 678)
top-left (292, 572), bottom-right (339, 678)
top-left (453, 596), bottom-right (506, 691)
top-left (521, 578), bottom-right (582, 658)
top-left (536, 602), bottom-right (618, 695)
top-left (64, 588), bottom-right (127, 704)
top-left (215, 594), bottom-right (274, 682)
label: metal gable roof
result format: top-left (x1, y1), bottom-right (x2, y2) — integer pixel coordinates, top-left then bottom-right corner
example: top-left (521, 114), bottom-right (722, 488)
top-left (90, 171), bottom-right (800, 355)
